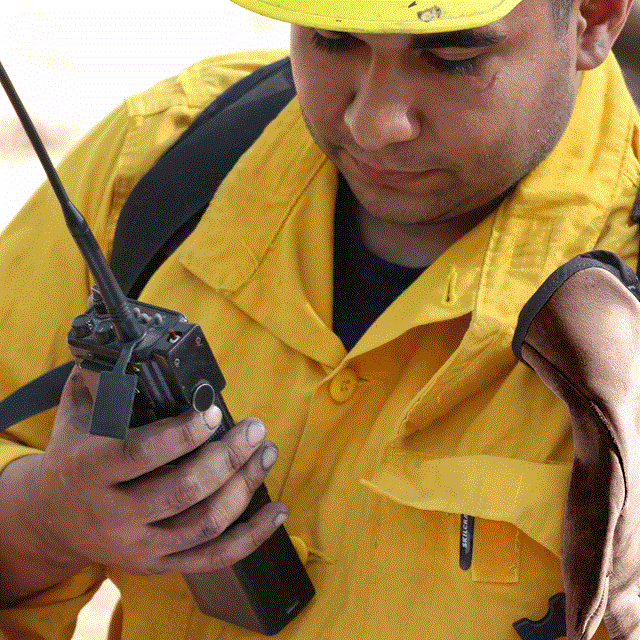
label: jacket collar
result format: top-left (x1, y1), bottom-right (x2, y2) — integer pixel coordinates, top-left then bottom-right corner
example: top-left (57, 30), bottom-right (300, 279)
top-left (177, 55), bottom-right (639, 369)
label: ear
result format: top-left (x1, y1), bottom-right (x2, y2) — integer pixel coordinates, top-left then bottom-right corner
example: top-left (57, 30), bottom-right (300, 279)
top-left (575, 0), bottom-right (635, 70)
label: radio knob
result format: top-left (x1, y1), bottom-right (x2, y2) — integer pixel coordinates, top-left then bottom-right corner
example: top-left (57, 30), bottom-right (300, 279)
top-left (91, 286), bottom-right (108, 316)
top-left (191, 381), bottom-right (215, 413)
top-left (70, 316), bottom-right (92, 339)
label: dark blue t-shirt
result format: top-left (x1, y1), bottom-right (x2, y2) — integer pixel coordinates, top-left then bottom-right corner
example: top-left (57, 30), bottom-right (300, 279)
top-left (332, 176), bottom-right (425, 351)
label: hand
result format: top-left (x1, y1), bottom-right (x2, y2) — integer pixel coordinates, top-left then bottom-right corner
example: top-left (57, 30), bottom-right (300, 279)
top-left (18, 367), bottom-right (288, 589)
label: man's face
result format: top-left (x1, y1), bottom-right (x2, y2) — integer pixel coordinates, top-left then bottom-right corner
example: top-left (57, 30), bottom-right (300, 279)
top-left (289, 0), bottom-right (581, 228)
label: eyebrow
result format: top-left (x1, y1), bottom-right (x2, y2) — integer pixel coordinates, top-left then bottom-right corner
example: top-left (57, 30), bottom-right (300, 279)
top-left (410, 28), bottom-right (507, 49)
top-left (324, 28), bottom-right (508, 50)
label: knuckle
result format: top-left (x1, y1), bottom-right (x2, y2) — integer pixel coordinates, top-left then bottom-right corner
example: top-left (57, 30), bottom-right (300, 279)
top-left (164, 504), bottom-right (230, 554)
top-left (206, 542), bottom-right (237, 570)
top-left (240, 466), bottom-right (262, 498)
top-left (171, 474), bottom-right (202, 511)
top-left (200, 506), bottom-right (229, 541)
top-left (205, 521), bottom-right (266, 570)
top-left (146, 475), bottom-right (203, 521)
top-left (122, 434), bottom-right (156, 468)
top-left (211, 441), bottom-right (242, 476)
top-left (224, 442), bottom-right (242, 473)
top-left (248, 523), bottom-right (268, 551)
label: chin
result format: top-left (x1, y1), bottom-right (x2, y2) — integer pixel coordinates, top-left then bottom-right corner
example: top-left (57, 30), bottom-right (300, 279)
top-left (350, 182), bottom-right (459, 226)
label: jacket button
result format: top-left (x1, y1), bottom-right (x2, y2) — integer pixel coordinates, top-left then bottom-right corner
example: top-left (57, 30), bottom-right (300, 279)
top-left (329, 368), bottom-right (358, 402)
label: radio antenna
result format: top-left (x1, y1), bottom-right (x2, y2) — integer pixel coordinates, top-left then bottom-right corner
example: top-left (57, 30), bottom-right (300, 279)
top-left (0, 60), bottom-right (143, 343)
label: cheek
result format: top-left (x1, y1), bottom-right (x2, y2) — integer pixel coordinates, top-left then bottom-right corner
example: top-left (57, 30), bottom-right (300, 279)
top-left (424, 79), bottom-right (511, 163)
top-left (291, 57), bottom-right (346, 141)
top-left (432, 67), bottom-right (546, 159)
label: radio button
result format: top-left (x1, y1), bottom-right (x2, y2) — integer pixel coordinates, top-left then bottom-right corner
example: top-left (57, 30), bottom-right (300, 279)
top-left (192, 381), bottom-right (215, 413)
top-left (95, 323), bottom-right (115, 344)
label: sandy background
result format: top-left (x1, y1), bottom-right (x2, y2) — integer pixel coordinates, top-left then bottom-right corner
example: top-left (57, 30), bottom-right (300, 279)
top-left (1, 2), bottom-right (290, 229)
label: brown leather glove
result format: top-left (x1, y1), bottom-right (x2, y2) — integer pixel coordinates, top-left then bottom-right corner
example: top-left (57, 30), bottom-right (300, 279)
top-left (513, 251), bottom-right (640, 640)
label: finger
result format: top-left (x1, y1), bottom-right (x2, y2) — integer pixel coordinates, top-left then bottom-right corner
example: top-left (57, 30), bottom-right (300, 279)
top-left (121, 433), bottom-right (273, 527)
top-left (140, 440), bottom-right (278, 543)
top-left (217, 417), bottom-right (269, 470)
top-left (157, 499), bottom-right (289, 574)
top-left (52, 367), bottom-right (94, 435)
top-left (116, 417), bottom-right (270, 522)
top-left (104, 405), bottom-right (223, 482)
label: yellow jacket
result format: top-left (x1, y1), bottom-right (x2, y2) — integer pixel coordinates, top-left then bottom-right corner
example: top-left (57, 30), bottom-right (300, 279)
top-left (0, 49), bottom-right (639, 640)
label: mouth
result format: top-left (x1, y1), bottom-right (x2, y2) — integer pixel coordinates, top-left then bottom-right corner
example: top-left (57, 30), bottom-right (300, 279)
top-left (346, 153), bottom-right (444, 187)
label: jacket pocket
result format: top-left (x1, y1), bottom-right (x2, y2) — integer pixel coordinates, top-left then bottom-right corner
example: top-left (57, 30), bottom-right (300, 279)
top-left (361, 449), bottom-right (570, 559)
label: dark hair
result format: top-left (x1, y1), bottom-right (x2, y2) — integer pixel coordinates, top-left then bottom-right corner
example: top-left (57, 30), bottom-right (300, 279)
top-left (550, 0), bottom-right (574, 35)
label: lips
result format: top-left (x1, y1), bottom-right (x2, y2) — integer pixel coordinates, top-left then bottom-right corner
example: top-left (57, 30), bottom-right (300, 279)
top-left (347, 153), bottom-right (442, 186)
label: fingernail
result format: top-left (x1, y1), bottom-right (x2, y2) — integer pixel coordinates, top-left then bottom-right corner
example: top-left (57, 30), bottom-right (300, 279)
top-left (273, 511), bottom-right (288, 527)
top-left (246, 420), bottom-right (266, 447)
top-left (203, 405), bottom-right (222, 431)
top-left (261, 444), bottom-right (278, 470)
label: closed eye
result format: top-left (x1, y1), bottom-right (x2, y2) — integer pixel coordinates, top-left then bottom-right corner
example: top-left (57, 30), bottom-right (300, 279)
top-left (311, 30), bottom-right (357, 52)
top-left (423, 51), bottom-right (482, 74)
top-left (311, 29), bottom-right (487, 75)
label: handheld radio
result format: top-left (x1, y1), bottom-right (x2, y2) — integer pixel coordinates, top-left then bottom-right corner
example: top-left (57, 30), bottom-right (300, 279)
top-left (0, 60), bottom-right (314, 635)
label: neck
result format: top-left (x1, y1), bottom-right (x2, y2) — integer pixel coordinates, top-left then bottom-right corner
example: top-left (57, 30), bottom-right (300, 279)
top-left (354, 190), bottom-right (512, 268)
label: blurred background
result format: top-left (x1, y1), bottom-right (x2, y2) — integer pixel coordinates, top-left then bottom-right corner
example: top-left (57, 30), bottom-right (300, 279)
top-left (1, 1), bottom-right (290, 230)
top-left (0, 2), bottom-right (637, 639)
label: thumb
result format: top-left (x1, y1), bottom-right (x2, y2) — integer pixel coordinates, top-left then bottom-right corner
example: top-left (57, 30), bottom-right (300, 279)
top-left (53, 366), bottom-right (95, 435)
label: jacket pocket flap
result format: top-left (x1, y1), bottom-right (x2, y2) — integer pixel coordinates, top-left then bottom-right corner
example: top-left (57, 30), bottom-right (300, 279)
top-left (361, 450), bottom-right (570, 558)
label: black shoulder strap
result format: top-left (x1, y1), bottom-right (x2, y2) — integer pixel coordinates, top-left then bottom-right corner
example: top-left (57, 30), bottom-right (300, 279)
top-left (0, 57), bottom-right (295, 431)
top-left (112, 56), bottom-right (295, 298)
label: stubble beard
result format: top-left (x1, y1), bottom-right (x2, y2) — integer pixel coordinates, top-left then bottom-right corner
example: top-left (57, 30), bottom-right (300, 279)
top-left (299, 62), bottom-right (576, 230)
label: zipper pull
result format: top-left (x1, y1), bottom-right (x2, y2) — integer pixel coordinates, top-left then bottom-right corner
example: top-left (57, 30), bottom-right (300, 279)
top-left (459, 514), bottom-right (474, 570)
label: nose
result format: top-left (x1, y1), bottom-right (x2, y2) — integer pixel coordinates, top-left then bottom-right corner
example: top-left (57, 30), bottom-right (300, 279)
top-left (343, 58), bottom-right (421, 150)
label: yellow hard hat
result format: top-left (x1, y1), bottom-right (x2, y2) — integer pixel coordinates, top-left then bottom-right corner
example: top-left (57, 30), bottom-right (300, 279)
top-left (230, 0), bottom-right (524, 33)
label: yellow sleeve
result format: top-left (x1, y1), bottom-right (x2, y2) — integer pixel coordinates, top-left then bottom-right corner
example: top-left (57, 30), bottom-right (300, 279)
top-left (0, 49), bottom-right (287, 639)
top-left (0, 568), bottom-right (107, 640)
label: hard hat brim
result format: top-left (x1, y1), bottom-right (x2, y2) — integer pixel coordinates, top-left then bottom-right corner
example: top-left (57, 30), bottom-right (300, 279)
top-left (230, 0), bottom-right (525, 33)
